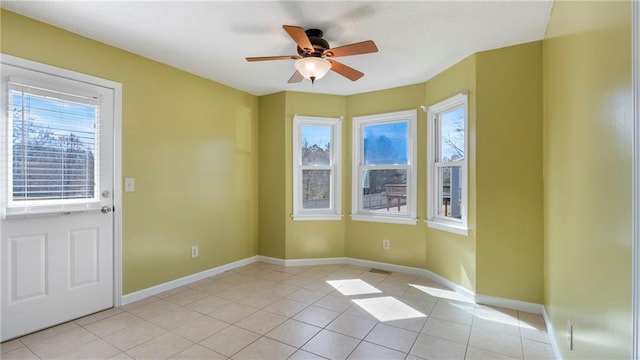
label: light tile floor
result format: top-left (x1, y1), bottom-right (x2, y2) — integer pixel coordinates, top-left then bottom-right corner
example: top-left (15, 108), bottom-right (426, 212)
top-left (0, 262), bottom-right (555, 360)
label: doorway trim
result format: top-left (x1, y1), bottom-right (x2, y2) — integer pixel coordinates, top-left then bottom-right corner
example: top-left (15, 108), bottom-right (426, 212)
top-left (633, 0), bottom-right (639, 358)
top-left (0, 53), bottom-right (123, 307)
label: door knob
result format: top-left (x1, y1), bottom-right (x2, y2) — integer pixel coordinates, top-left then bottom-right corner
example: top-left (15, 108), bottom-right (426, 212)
top-left (101, 206), bottom-right (113, 214)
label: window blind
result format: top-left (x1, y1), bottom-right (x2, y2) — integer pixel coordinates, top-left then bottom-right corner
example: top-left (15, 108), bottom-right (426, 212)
top-left (6, 79), bottom-right (102, 216)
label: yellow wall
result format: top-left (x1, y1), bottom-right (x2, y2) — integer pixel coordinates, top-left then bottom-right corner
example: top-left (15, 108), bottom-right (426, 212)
top-left (543, 1), bottom-right (632, 358)
top-left (1, 10), bottom-right (260, 294)
top-left (284, 92), bottom-right (346, 259)
top-left (344, 84), bottom-right (428, 268)
top-left (258, 92), bottom-right (347, 259)
top-left (475, 42), bottom-right (544, 303)
top-left (1, 8), bottom-right (546, 306)
top-left (8, 12), bottom-right (634, 356)
top-left (258, 92), bottom-right (286, 259)
top-left (258, 56), bottom-right (546, 303)
top-left (424, 56), bottom-right (478, 292)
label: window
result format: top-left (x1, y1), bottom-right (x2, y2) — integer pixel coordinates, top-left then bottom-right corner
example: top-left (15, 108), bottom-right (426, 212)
top-left (4, 77), bottom-right (102, 216)
top-left (292, 115), bottom-right (341, 220)
top-left (352, 110), bottom-right (417, 225)
top-left (426, 93), bottom-right (468, 235)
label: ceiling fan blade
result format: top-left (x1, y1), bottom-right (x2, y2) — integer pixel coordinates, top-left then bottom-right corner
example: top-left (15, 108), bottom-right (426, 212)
top-left (328, 59), bottom-right (364, 81)
top-left (288, 71), bottom-right (304, 83)
top-left (283, 25), bottom-right (314, 54)
top-left (246, 55), bottom-right (300, 62)
top-left (324, 40), bottom-right (378, 58)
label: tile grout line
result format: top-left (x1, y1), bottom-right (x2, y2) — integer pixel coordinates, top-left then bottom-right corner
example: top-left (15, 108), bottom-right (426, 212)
top-left (289, 267), bottom-right (384, 359)
top-left (4, 262), bottom-right (553, 360)
top-left (518, 310), bottom-right (527, 360)
top-left (462, 301), bottom-right (479, 360)
top-left (404, 294), bottom-right (437, 359)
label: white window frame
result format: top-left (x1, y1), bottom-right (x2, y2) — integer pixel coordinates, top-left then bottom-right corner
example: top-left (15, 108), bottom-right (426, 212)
top-left (2, 74), bottom-right (105, 217)
top-left (292, 115), bottom-right (341, 221)
top-left (426, 93), bottom-right (469, 235)
top-left (351, 110), bottom-right (417, 225)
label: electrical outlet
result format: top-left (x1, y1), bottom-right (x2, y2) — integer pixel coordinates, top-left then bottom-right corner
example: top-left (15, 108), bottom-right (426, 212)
top-left (382, 239), bottom-right (390, 250)
top-left (191, 245), bottom-right (199, 259)
top-left (567, 320), bottom-right (573, 350)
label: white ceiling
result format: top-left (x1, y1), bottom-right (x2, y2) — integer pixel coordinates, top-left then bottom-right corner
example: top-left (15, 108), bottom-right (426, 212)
top-left (1, 1), bottom-right (553, 96)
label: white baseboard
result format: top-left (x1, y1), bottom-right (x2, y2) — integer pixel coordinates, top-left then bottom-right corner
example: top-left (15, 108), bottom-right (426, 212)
top-left (259, 253), bottom-right (473, 303)
top-left (345, 257), bottom-right (476, 302)
top-left (543, 306), bottom-right (563, 360)
top-left (288, 257), bottom-right (348, 267)
top-left (258, 254), bottom-right (474, 303)
top-left (120, 254), bottom-right (562, 360)
top-left (256, 255), bottom-right (348, 267)
top-left (474, 294), bottom-right (544, 314)
top-left (347, 257), bottom-right (429, 277)
top-left (121, 254), bottom-right (557, 358)
top-left (255, 255), bottom-right (286, 266)
top-left (122, 255), bottom-right (543, 323)
top-left (121, 256), bottom-right (259, 305)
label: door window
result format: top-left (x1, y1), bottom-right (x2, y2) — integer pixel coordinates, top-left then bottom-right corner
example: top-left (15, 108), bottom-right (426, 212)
top-left (5, 79), bottom-right (102, 216)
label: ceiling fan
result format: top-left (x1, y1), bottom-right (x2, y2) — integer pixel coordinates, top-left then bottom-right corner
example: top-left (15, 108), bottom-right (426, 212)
top-left (246, 25), bottom-right (378, 84)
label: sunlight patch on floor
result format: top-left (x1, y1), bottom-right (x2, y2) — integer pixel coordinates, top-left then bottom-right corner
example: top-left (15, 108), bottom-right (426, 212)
top-left (326, 279), bottom-right (383, 296)
top-left (475, 311), bottom-right (522, 328)
top-left (408, 283), bottom-right (473, 303)
top-left (352, 296), bottom-right (426, 322)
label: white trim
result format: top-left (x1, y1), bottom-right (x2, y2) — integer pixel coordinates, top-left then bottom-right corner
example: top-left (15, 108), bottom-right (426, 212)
top-left (633, 0), bottom-right (640, 357)
top-left (255, 255), bottom-right (288, 266)
top-left (296, 257), bottom-right (348, 266)
top-left (4, 72), bottom-right (106, 217)
top-left (0, 54), bottom-right (124, 308)
top-left (0, 54), bottom-right (121, 98)
top-left (351, 110), bottom-right (418, 223)
top-left (348, 257), bottom-right (430, 277)
top-left (292, 214), bottom-right (342, 221)
top-left (265, 256), bottom-right (531, 307)
top-left (346, 257), bottom-right (476, 301)
top-left (112, 84), bottom-right (123, 307)
top-left (227, 255), bottom-right (476, 301)
top-left (474, 294), bottom-right (543, 314)
top-left (257, 256), bottom-right (349, 267)
top-left (543, 307), bottom-right (564, 360)
top-left (121, 256), bottom-right (259, 305)
top-left (261, 255), bottom-right (551, 313)
top-left (292, 115), bottom-right (342, 220)
top-left (118, 253), bottom-right (556, 359)
top-left (124, 254), bottom-right (557, 332)
top-left (351, 214), bottom-right (418, 225)
top-left (425, 220), bottom-right (469, 236)
top-left (426, 93), bottom-right (469, 235)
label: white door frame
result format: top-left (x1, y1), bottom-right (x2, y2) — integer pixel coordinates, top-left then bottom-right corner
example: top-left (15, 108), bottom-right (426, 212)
top-left (0, 54), bottom-right (123, 307)
top-left (633, 0), bottom-right (639, 358)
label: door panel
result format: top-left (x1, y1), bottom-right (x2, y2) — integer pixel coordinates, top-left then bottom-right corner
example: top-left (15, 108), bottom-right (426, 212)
top-left (9, 233), bottom-right (47, 302)
top-left (1, 62), bottom-right (115, 341)
top-left (3, 215), bottom-right (113, 340)
top-left (69, 228), bottom-right (99, 288)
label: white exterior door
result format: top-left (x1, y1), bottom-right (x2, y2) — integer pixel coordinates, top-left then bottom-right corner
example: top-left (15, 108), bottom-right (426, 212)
top-left (0, 60), bottom-right (116, 341)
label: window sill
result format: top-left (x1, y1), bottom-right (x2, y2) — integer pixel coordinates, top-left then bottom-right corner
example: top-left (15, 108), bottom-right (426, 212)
top-left (292, 214), bottom-right (342, 221)
top-left (426, 219), bottom-right (469, 236)
top-left (351, 214), bottom-right (418, 225)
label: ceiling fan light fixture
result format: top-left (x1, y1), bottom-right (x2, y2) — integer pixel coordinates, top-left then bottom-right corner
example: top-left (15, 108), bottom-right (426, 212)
top-left (295, 57), bottom-right (331, 83)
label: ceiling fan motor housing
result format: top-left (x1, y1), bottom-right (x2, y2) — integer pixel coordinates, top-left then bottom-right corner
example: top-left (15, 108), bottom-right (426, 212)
top-left (297, 29), bottom-right (330, 57)
top-left (245, 25), bottom-right (375, 83)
